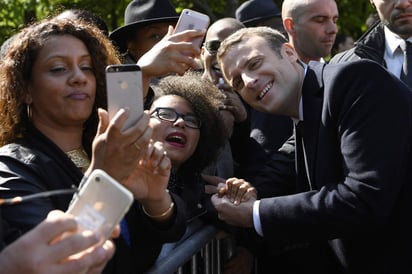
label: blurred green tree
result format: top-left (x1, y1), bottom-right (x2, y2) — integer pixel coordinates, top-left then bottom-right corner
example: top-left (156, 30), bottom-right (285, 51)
top-left (0, 0), bottom-right (375, 49)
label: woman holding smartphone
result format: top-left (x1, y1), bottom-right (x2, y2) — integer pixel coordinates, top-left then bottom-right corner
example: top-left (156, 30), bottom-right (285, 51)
top-left (0, 16), bottom-right (202, 273)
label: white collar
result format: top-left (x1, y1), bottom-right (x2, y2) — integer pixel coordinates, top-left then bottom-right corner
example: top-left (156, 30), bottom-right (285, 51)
top-left (292, 60), bottom-right (306, 124)
top-left (298, 97), bottom-right (303, 121)
top-left (384, 26), bottom-right (412, 57)
top-left (300, 62), bottom-right (307, 121)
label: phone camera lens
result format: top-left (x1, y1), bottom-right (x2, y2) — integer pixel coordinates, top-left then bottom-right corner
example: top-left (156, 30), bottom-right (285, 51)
top-left (96, 176), bottom-right (100, 182)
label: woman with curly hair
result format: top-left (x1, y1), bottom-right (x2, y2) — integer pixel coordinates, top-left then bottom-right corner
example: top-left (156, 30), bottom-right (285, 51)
top-left (0, 16), bottom-right (205, 273)
top-left (149, 71), bottom-right (257, 230)
top-left (149, 73), bottom-right (257, 272)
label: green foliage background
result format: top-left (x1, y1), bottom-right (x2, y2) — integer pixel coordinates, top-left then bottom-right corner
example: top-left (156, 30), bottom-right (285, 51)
top-left (0, 0), bottom-right (374, 46)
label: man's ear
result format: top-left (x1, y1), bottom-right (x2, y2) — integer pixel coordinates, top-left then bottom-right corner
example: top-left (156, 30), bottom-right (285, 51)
top-left (283, 17), bottom-right (294, 35)
top-left (282, 43), bottom-right (298, 62)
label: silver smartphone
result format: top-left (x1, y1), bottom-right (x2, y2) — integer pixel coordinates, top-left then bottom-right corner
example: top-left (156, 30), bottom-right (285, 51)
top-left (106, 64), bottom-right (143, 131)
top-left (66, 169), bottom-right (134, 240)
top-left (174, 9), bottom-right (210, 49)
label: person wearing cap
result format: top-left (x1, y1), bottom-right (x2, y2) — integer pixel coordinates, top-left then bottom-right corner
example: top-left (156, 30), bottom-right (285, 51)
top-left (235, 0), bottom-right (285, 35)
top-left (110, 0), bottom-right (179, 63)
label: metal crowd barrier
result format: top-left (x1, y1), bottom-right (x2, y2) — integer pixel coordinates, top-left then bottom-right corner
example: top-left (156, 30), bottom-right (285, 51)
top-left (145, 222), bottom-right (237, 274)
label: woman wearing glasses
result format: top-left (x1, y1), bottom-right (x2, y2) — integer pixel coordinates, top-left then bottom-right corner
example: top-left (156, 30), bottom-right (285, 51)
top-left (150, 72), bottom-right (256, 220)
top-left (148, 73), bottom-right (257, 268)
top-left (149, 72), bottom-right (229, 223)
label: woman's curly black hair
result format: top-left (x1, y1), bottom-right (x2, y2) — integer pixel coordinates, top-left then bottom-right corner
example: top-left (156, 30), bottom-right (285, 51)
top-left (152, 71), bottom-right (228, 173)
top-left (0, 17), bottom-right (120, 152)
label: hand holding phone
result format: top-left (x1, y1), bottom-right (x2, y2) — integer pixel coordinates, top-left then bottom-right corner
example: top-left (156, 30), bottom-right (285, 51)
top-left (66, 169), bottom-right (134, 240)
top-left (106, 64), bottom-right (143, 131)
top-left (174, 9), bottom-right (210, 49)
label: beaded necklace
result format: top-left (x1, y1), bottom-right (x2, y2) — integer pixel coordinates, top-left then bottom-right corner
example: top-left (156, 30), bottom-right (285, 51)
top-left (66, 148), bottom-right (90, 173)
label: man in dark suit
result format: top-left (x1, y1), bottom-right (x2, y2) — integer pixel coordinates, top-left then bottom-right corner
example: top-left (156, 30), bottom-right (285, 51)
top-left (330, 0), bottom-right (412, 89)
top-left (232, 0), bottom-right (293, 181)
top-left (211, 26), bottom-right (412, 273)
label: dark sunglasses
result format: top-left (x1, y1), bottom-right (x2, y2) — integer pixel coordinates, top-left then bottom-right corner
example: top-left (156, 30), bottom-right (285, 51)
top-left (150, 107), bottom-right (202, 129)
top-left (203, 40), bottom-right (221, 55)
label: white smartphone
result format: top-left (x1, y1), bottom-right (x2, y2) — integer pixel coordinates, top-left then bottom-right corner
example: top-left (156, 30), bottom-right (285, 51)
top-left (105, 64), bottom-right (143, 131)
top-left (66, 169), bottom-right (134, 240)
top-left (174, 9), bottom-right (210, 49)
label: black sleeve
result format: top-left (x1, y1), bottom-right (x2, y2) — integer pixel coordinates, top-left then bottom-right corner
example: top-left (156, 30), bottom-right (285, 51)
top-left (250, 135), bottom-right (297, 199)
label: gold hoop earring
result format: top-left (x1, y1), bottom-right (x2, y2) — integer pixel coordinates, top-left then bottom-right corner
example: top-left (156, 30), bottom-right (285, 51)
top-left (26, 104), bottom-right (32, 120)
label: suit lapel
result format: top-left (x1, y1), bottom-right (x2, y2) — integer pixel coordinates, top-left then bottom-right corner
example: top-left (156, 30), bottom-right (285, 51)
top-left (294, 121), bottom-right (311, 191)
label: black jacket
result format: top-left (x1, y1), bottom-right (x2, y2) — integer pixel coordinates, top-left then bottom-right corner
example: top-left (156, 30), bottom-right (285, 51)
top-left (0, 125), bottom-right (187, 273)
top-left (330, 22), bottom-right (386, 66)
top-left (259, 60), bottom-right (412, 273)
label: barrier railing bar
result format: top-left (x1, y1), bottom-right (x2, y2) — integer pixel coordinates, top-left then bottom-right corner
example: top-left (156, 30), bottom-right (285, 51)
top-left (145, 225), bottom-right (218, 274)
top-left (191, 253), bottom-right (197, 274)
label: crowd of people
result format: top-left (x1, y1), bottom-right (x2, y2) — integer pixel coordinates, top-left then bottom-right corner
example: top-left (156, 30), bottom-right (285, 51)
top-left (0, 0), bottom-right (411, 273)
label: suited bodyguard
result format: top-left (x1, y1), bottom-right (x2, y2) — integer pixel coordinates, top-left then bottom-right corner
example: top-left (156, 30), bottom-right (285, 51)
top-left (329, 0), bottom-right (412, 89)
top-left (211, 26), bottom-right (412, 274)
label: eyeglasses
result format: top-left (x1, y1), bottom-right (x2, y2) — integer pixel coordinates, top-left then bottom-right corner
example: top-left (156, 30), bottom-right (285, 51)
top-left (203, 40), bottom-right (221, 55)
top-left (150, 107), bottom-right (202, 129)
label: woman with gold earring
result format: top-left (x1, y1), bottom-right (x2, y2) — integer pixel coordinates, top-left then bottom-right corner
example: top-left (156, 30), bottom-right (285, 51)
top-left (0, 15), bottom-right (205, 273)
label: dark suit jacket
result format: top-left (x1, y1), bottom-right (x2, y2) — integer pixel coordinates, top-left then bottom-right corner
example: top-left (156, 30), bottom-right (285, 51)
top-left (258, 59), bottom-right (412, 273)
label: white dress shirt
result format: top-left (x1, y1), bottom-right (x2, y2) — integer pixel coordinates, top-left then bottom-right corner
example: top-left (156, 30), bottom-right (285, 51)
top-left (384, 26), bottom-right (412, 79)
top-left (252, 63), bottom-right (306, 236)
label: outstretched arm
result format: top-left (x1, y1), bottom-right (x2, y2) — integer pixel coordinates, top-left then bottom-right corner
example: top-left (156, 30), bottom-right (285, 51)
top-left (0, 210), bottom-right (116, 274)
top-left (138, 26), bottom-right (205, 93)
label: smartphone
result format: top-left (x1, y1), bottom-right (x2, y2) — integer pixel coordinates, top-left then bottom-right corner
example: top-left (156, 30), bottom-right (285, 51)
top-left (66, 169), bottom-right (134, 240)
top-left (106, 64), bottom-right (143, 131)
top-left (174, 9), bottom-right (210, 49)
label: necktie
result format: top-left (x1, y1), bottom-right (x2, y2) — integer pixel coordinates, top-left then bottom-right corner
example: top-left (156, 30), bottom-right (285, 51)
top-left (296, 120), bottom-right (304, 136)
top-left (400, 40), bottom-right (412, 89)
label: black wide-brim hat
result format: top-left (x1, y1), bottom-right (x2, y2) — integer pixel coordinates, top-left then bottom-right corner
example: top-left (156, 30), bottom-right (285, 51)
top-left (235, 0), bottom-right (281, 27)
top-left (109, 0), bottom-right (179, 53)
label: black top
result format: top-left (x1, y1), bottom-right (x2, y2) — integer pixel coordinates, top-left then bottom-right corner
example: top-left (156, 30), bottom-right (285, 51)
top-left (0, 125), bottom-right (187, 273)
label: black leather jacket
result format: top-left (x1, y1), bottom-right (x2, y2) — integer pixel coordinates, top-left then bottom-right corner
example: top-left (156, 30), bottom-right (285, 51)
top-left (0, 125), bottom-right (187, 274)
top-left (0, 126), bottom-right (84, 236)
top-left (330, 22), bottom-right (386, 66)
